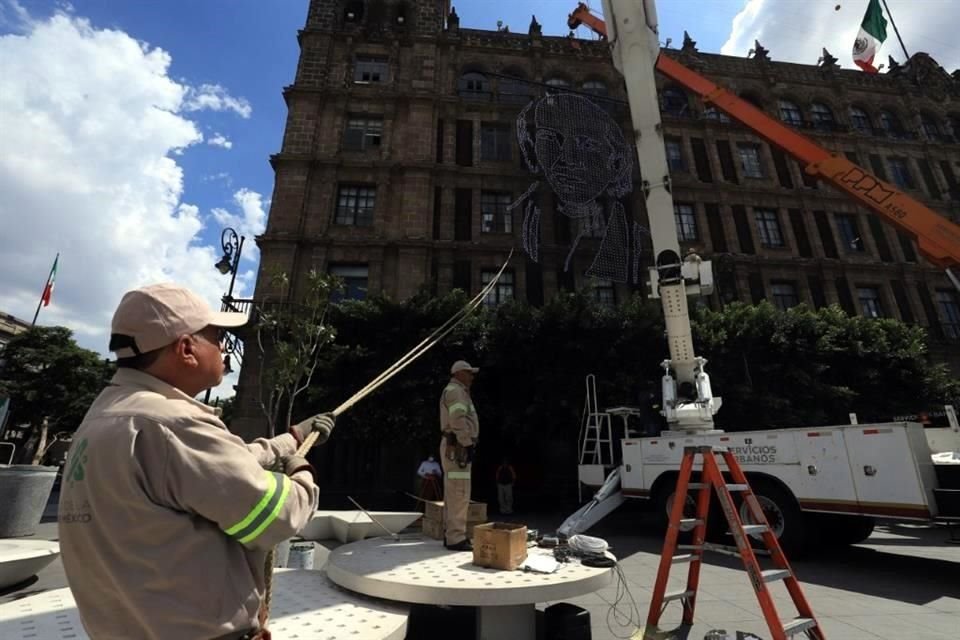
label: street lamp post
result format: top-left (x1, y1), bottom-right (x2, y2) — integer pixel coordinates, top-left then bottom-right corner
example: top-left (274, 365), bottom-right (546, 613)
top-left (206, 227), bottom-right (246, 405)
top-left (215, 228), bottom-right (245, 306)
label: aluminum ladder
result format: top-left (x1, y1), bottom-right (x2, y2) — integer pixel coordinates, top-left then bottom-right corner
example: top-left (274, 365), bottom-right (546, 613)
top-left (645, 445), bottom-right (825, 640)
top-left (578, 374), bottom-right (614, 465)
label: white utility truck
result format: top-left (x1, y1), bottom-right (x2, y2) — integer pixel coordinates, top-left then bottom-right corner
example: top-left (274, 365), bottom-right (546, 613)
top-left (560, 0), bottom-right (960, 555)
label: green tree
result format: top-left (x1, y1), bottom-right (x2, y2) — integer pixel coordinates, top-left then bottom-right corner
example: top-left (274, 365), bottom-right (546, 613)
top-left (693, 302), bottom-right (960, 429)
top-left (0, 326), bottom-right (114, 463)
top-left (255, 270), bottom-right (339, 437)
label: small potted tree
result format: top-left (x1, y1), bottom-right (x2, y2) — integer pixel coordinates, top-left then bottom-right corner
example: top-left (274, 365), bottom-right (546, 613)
top-left (0, 327), bottom-right (112, 537)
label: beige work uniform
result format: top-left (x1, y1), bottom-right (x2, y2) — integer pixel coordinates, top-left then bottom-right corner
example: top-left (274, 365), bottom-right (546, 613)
top-left (439, 378), bottom-right (479, 545)
top-left (58, 368), bottom-right (319, 639)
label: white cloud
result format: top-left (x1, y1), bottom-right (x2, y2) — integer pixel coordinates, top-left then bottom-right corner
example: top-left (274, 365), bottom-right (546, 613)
top-left (210, 188), bottom-right (268, 264)
top-left (208, 132), bottom-right (233, 149)
top-left (0, 8), bottom-right (263, 398)
top-left (721, 0), bottom-right (959, 72)
top-left (183, 83), bottom-right (253, 119)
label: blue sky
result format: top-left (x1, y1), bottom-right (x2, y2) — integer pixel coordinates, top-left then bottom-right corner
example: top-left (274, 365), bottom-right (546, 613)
top-left (1, 0), bottom-right (955, 398)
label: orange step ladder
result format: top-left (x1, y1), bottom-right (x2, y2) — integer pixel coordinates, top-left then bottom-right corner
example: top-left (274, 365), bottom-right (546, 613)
top-left (645, 445), bottom-right (825, 640)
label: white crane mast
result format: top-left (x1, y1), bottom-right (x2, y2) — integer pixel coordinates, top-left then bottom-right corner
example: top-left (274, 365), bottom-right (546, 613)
top-left (600, 0), bottom-right (721, 432)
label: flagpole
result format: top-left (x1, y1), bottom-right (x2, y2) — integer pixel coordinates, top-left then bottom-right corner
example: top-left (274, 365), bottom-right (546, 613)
top-left (32, 253), bottom-right (59, 327)
top-left (879, 0), bottom-right (910, 60)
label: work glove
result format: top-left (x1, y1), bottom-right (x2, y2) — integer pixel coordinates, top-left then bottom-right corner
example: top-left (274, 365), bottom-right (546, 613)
top-left (280, 455), bottom-right (315, 481)
top-left (290, 412), bottom-right (336, 447)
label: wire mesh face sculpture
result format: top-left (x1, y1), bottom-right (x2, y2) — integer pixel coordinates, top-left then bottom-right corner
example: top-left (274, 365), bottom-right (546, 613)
top-left (511, 92), bottom-right (645, 283)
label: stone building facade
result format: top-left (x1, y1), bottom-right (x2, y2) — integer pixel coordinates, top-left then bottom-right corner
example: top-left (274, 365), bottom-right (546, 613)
top-left (233, 0), bottom-right (960, 439)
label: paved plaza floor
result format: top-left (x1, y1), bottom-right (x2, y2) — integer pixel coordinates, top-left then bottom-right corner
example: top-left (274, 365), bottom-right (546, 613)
top-left (3, 503), bottom-right (958, 639)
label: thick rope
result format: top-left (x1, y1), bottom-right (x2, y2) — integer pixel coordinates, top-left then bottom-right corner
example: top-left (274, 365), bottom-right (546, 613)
top-left (257, 252), bottom-right (512, 633)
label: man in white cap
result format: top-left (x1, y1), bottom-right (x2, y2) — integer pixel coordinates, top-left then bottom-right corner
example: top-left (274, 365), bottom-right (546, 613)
top-left (439, 359), bottom-right (480, 551)
top-left (58, 283), bottom-right (335, 640)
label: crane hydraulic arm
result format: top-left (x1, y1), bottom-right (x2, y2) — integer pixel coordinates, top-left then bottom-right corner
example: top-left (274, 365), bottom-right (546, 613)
top-left (570, 2), bottom-right (960, 288)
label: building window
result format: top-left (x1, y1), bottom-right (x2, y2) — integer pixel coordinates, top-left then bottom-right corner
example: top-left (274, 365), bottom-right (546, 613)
top-left (480, 123), bottom-right (512, 162)
top-left (921, 113), bottom-right (942, 141)
top-left (576, 215), bottom-right (604, 239)
top-left (481, 269), bottom-right (514, 306)
top-left (661, 87), bottom-right (689, 116)
top-left (849, 106), bottom-right (872, 133)
top-left (498, 74), bottom-right (532, 104)
top-left (949, 114), bottom-right (960, 140)
top-left (703, 106), bottom-right (731, 123)
top-left (592, 279), bottom-right (616, 307)
top-left (329, 264), bottom-right (369, 301)
top-left (754, 208), bottom-right (785, 247)
top-left (835, 214), bottom-right (864, 252)
top-left (810, 103), bottom-right (835, 131)
top-left (857, 286), bottom-right (884, 318)
top-left (458, 72), bottom-right (491, 101)
top-left (343, 116), bottom-right (383, 151)
top-left (737, 143), bottom-right (764, 178)
top-left (545, 77), bottom-right (570, 89)
top-left (937, 290), bottom-right (960, 338)
top-left (771, 282), bottom-right (800, 311)
top-left (335, 185), bottom-right (376, 226)
top-left (354, 56), bottom-right (389, 83)
top-left (878, 109), bottom-right (904, 137)
top-left (582, 80), bottom-right (608, 97)
top-left (481, 191), bottom-right (513, 234)
top-left (665, 137), bottom-right (686, 172)
top-left (674, 203), bottom-right (698, 241)
top-left (778, 99), bottom-right (803, 126)
top-left (888, 157), bottom-right (915, 189)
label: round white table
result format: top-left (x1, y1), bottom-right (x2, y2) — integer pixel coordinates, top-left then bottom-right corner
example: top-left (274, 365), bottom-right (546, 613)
top-left (0, 540), bottom-right (60, 590)
top-left (0, 569), bottom-right (409, 640)
top-left (327, 536), bottom-right (614, 640)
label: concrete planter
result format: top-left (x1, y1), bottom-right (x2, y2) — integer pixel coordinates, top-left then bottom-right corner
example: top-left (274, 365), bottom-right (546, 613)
top-left (0, 465), bottom-right (58, 537)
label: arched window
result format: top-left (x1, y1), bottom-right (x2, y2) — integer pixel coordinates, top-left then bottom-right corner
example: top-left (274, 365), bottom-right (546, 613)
top-left (810, 103), bottom-right (835, 131)
top-left (545, 77), bottom-right (571, 89)
top-left (950, 114), bottom-right (960, 141)
top-left (849, 106), bottom-right (872, 134)
top-left (879, 109), bottom-right (903, 136)
top-left (661, 86), bottom-right (689, 116)
top-left (458, 72), bottom-right (491, 101)
top-left (582, 80), bottom-right (608, 97)
top-left (778, 99), bottom-right (803, 126)
top-left (498, 73), bottom-right (532, 105)
top-left (920, 112), bottom-right (942, 141)
top-left (703, 106), bottom-right (731, 123)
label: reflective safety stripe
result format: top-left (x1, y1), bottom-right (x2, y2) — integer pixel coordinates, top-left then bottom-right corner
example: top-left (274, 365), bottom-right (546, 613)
top-left (224, 471), bottom-right (290, 545)
top-left (448, 402), bottom-right (469, 416)
top-left (447, 470), bottom-right (471, 480)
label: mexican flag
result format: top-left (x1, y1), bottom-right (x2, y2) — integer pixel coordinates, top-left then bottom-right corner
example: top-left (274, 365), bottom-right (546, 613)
top-left (41, 254), bottom-right (58, 307)
top-left (852, 0), bottom-right (888, 73)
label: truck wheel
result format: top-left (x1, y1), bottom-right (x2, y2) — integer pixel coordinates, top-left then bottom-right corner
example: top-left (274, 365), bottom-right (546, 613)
top-left (651, 483), bottom-right (698, 533)
top-left (738, 480), bottom-right (807, 557)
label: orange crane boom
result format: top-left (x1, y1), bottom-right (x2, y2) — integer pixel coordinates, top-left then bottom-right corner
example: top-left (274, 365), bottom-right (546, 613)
top-left (567, 4), bottom-right (960, 273)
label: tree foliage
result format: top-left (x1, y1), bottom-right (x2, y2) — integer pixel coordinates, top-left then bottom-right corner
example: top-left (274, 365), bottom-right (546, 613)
top-left (297, 294), bottom-right (958, 451)
top-left (255, 270), bottom-right (339, 437)
top-left (0, 327), bottom-right (114, 452)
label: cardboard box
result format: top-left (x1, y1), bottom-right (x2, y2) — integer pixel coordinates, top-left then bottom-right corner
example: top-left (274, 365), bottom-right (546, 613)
top-left (423, 500), bottom-right (486, 524)
top-left (472, 522), bottom-right (528, 570)
top-left (422, 516), bottom-right (485, 540)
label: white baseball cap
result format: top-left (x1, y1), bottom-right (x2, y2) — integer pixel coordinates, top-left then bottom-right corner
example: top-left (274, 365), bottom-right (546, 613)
top-left (451, 360), bottom-right (479, 374)
top-left (109, 283), bottom-right (248, 358)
